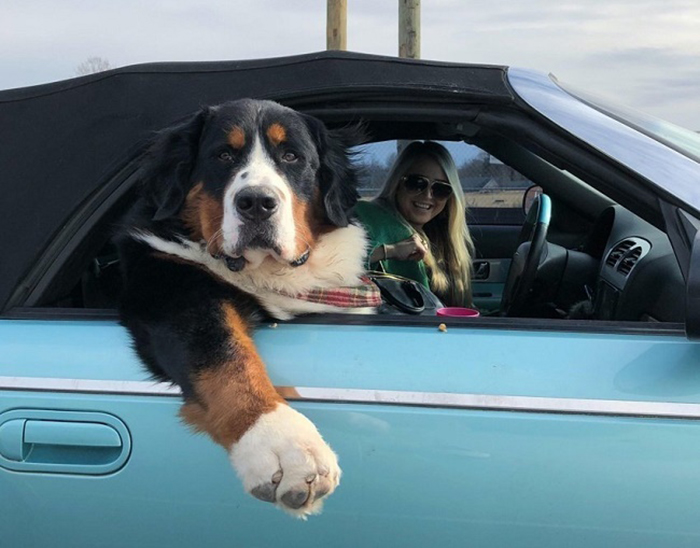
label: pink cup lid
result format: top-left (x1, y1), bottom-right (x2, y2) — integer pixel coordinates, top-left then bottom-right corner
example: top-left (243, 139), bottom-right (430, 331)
top-left (436, 307), bottom-right (480, 318)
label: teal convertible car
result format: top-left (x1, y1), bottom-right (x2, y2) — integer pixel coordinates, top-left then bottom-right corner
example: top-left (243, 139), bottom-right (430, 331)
top-left (2, 51), bottom-right (700, 547)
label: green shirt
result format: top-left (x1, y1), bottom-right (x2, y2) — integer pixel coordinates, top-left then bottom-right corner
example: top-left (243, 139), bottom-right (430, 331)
top-left (352, 200), bottom-right (431, 289)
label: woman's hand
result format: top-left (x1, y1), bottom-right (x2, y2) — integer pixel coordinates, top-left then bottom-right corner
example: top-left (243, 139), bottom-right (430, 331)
top-left (386, 234), bottom-right (427, 261)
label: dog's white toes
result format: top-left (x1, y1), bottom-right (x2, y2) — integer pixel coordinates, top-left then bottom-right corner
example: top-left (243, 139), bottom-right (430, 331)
top-left (229, 403), bottom-right (341, 517)
top-left (251, 481), bottom-right (279, 503)
top-left (276, 466), bottom-right (338, 513)
top-left (281, 488), bottom-right (310, 509)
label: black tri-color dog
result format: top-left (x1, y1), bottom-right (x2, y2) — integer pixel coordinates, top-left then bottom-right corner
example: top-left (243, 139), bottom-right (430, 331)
top-left (116, 99), bottom-right (378, 517)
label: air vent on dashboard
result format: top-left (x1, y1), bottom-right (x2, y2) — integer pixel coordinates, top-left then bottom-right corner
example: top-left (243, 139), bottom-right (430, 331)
top-left (605, 240), bottom-right (634, 267)
top-left (617, 247), bottom-right (642, 275)
top-left (604, 237), bottom-right (650, 279)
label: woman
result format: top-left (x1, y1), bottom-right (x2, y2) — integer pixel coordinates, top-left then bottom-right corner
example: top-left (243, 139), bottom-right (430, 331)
top-left (354, 141), bottom-right (474, 307)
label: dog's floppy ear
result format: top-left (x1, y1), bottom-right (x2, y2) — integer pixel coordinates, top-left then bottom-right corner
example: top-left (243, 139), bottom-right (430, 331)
top-left (303, 114), bottom-right (365, 227)
top-left (140, 108), bottom-right (210, 221)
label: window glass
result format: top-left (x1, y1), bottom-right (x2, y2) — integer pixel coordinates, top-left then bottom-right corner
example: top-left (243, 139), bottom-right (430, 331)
top-left (353, 140), bottom-right (532, 224)
top-left (558, 80), bottom-right (700, 163)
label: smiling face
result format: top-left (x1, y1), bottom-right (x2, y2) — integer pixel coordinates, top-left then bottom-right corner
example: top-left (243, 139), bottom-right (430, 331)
top-left (395, 155), bottom-right (451, 229)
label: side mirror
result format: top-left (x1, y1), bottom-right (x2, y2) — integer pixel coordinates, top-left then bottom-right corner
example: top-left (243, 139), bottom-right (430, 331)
top-left (522, 185), bottom-right (543, 216)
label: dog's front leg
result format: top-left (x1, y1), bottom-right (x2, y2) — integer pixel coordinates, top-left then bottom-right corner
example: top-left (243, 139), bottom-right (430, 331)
top-left (180, 303), bottom-right (341, 518)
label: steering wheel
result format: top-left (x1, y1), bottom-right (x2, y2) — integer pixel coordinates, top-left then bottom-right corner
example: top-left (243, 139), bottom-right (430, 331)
top-left (500, 193), bottom-right (552, 316)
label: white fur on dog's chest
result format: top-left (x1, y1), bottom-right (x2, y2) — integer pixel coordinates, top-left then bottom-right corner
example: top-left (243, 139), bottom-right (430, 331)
top-left (134, 223), bottom-right (370, 320)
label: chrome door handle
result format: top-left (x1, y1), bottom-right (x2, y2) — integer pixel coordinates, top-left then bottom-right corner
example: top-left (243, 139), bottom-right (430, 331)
top-left (0, 410), bottom-right (130, 475)
top-left (23, 420), bottom-right (122, 448)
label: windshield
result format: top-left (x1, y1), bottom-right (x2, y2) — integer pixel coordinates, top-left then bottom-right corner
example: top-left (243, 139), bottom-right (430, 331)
top-left (557, 79), bottom-right (700, 164)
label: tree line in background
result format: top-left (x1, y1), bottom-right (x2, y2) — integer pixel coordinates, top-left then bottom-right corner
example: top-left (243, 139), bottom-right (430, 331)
top-left (75, 57), bottom-right (112, 76)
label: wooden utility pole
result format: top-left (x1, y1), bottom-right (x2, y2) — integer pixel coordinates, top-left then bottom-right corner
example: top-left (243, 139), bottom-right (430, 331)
top-left (327, 0), bottom-right (347, 50)
top-left (399, 0), bottom-right (420, 59)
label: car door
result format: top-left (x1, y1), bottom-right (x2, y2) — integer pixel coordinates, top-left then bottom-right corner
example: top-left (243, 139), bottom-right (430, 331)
top-left (2, 312), bottom-right (700, 548)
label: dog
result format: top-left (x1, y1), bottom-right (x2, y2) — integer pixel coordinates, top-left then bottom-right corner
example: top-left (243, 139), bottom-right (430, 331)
top-left (116, 99), bottom-right (377, 517)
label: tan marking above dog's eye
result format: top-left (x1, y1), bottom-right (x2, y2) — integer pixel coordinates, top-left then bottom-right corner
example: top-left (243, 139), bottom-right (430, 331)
top-left (267, 123), bottom-right (287, 146)
top-left (228, 126), bottom-right (246, 149)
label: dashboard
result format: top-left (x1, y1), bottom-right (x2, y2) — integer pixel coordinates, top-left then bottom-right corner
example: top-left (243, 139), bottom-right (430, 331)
top-left (591, 206), bottom-right (685, 322)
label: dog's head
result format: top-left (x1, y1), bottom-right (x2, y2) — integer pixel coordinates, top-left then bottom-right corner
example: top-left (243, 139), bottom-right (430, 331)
top-left (140, 99), bottom-right (362, 271)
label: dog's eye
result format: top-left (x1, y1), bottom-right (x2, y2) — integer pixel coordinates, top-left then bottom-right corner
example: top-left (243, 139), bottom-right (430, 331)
top-left (281, 151), bottom-right (298, 163)
top-left (218, 151), bottom-right (234, 162)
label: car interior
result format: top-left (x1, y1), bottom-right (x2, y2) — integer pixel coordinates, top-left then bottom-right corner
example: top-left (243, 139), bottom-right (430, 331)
top-left (26, 113), bottom-right (687, 326)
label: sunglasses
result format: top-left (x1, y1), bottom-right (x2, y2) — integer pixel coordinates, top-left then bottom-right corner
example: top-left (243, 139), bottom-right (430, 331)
top-left (401, 174), bottom-right (453, 200)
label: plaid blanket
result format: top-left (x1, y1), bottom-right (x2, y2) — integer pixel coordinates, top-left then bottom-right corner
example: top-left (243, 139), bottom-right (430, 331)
top-left (290, 276), bottom-right (382, 308)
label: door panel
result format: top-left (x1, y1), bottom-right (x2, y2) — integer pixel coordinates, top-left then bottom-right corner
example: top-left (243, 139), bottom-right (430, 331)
top-left (471, 224), bottom-right (521, 311)
top-left (472, 266), bottom-right (510, 311)
top-left (471, 224), bottom-right (522, 259)
top-left (2, 318), bottom-right (700, 547)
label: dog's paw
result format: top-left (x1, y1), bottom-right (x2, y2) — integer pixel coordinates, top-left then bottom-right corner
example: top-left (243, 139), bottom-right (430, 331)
top-left (228, 403), bottom-right (341, 518)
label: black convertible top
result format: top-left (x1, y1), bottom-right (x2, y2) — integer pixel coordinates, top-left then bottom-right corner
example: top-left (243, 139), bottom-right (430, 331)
top-left (0, 50), bottom-right (512, 311)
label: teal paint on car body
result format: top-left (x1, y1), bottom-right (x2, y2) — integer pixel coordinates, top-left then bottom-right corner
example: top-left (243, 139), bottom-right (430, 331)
top-left (3, 319), bottom-right (699, 404)
top-left (2, 318), bottom-right (700, 546)
top-left (2, 391), bottom-right (700, 547)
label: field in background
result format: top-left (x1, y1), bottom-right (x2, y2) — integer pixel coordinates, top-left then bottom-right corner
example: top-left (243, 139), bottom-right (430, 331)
top-left (361, 190), bottom-right (524, 210)
top-left (464, 190), bottom-right (523, 209)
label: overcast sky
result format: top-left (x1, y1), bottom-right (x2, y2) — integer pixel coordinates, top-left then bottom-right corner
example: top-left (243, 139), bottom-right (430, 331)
top-left (3, 0), bottom-right (700, 129)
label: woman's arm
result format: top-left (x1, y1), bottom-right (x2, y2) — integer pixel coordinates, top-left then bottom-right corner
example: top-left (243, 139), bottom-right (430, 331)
top-left (370, 234), bottom-right (427, 262)
top-left (369, 243), bottom-right (388, 263)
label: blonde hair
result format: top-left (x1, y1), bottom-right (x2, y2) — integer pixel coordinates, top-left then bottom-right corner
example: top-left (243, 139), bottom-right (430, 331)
top-left (375, 141), bottom-right (474, 306)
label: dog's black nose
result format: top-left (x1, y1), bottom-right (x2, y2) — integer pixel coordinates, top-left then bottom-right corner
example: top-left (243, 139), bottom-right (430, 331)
top-left (235, 188), bottom-right (279, 221)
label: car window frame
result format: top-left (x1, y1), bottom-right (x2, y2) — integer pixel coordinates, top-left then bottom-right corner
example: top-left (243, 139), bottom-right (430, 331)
top-left (1, 102), bottom-right (691, 338)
